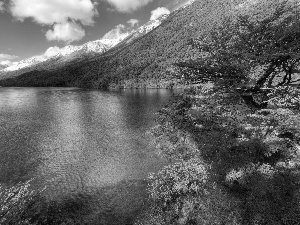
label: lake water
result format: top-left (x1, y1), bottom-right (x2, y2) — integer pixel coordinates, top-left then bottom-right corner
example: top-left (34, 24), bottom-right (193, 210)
top-left (0, 87), bottom-right (179, 224)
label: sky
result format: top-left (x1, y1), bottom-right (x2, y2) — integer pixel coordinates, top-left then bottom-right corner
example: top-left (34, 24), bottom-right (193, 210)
top-left (0, 0), bottom-right (191, 67)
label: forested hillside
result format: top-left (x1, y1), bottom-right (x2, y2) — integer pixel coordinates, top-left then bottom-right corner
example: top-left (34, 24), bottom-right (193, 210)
top-left (0, 0), bottom-right (238, 89)
top-left (139, 0), bottom-right (300, 224)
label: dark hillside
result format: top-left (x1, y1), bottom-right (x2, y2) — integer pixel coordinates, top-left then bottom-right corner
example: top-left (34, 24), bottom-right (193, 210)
top-left (0, 0), bottom-right (240, 89)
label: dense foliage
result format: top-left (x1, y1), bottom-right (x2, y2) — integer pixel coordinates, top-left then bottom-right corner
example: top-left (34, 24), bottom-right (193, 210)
top-left (0, 0), bottom-right (236, 89)
top-left (140, 1), bottom-right (300, 224)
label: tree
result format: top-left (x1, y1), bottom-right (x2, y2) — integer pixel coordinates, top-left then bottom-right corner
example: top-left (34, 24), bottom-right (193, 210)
top-left (144, 1), bottom-right (300, 224)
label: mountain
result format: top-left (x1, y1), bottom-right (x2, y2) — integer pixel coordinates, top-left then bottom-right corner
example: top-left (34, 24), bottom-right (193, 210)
top-left (119, 14), bottom-right (169, 45)
top-left (0, 0), bottom-right (235, 88)
top-left (0, 13), bottom-right (170, 82)
top-left (4, 56), bottom-right (42, 72)
top-left (0, 38), bottom-right (122, 79)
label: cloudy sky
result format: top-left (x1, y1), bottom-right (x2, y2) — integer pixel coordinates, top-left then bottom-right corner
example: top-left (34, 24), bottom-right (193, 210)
top-left (0, 0), bottom-right (191, 66)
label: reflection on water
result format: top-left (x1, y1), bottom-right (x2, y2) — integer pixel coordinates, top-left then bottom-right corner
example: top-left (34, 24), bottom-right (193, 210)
top-left (0, 87), bottom-right (179, 224)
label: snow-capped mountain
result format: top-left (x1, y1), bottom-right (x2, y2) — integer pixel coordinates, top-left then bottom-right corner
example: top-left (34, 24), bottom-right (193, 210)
top-left (119, 14), bottom-right (169, 45)
top-left (181, 0), bottom-right (195, 9)
top-left (54, 39), bottom-right (120, 57)
top-left (4, 56), bottom-right (43, 72)
top-left (80, 39), bottom-right (121, 53)
top-left (0, 0), bottom-right (202, 88)
top-left (1, 39), bottom-right (121, 73)
top-left (57, 45), bottom-right (82, 57)
top-left (0, 14), bottom-right (169, 75)
top-left (138, 14), bottom-right (169, 33)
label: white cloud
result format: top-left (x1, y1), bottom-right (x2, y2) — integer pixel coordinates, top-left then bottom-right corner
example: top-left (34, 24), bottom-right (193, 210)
top-left (10, 0), bottom-right (98, 25)
top-left (35, 46), bottom-right (69, 61)
top-left (0, 54), bottom-right (19, 67)
top-left (102, 24), bottom-right (130, 40)
top-left (127, 19), bottom-right (139, 27)
top-left (0, 54), bottom-right (19, 61)
top-left (105, 0), bottom-right (153, 12)
top-left (0, 1), bottom-right (4, 12)
top-left (34, 46), bottom-right (64, 61)
top-left (9, 0), bottom-right (98, 43)
top-left (43, 46), bottom-right (61, 58)
top-left (150, 7), bottom-right (170, 20)
top-left (46, 21), bottom-right (85, 43)
top-left (161, 0), bottom-right (193, 11)
top-left (0, 61), bottom-right (14, 67)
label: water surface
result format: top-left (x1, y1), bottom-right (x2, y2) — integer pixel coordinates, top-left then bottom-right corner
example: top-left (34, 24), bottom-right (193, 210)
top-left (0, 87), bottom-right (179, 224)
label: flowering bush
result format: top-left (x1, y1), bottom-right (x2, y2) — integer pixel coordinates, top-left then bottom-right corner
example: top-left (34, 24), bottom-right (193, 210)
top-left (148, 159), bottom-right (209, 203)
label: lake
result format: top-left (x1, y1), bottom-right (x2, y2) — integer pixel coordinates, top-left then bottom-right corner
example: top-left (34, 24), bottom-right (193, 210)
top-left (0, 87), bottom-right (179, 224)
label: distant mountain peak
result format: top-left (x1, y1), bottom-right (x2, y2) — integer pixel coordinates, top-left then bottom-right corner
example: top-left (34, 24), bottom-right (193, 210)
top-left (1, 38), bottom-right (121, 73)
top-left (118, 14), bottom-right (169, 45)
top-left (1, 10), bottom-right (175, 74)
top-left (0, 14), bottom-right (167, 76)
top-left (3, 56), bottom-right (41, 72)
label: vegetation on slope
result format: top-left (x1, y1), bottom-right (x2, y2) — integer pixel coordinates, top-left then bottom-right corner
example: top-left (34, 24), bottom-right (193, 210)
top-left (138, 0), bottom-right (300, 224)
top-left (0, 0), bottom-right (238, 89)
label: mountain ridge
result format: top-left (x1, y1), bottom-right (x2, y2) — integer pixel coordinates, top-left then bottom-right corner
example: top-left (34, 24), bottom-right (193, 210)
top-left (0, 14), bottom-right (170, 81)
top-left (0, 0), bottom-right (235, 88)
top-left (0, 39), bottom-right (120, 75)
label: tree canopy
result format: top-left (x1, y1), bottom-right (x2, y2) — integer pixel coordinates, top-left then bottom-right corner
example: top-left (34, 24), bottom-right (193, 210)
top-left (141, 1), bottom-right (300, 224)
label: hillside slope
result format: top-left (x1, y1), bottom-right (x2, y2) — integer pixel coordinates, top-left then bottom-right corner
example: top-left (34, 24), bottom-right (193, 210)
top-left (0, 39), bottom-right (122, 80)
top-left (0, 0), bottom-right (236, 88)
